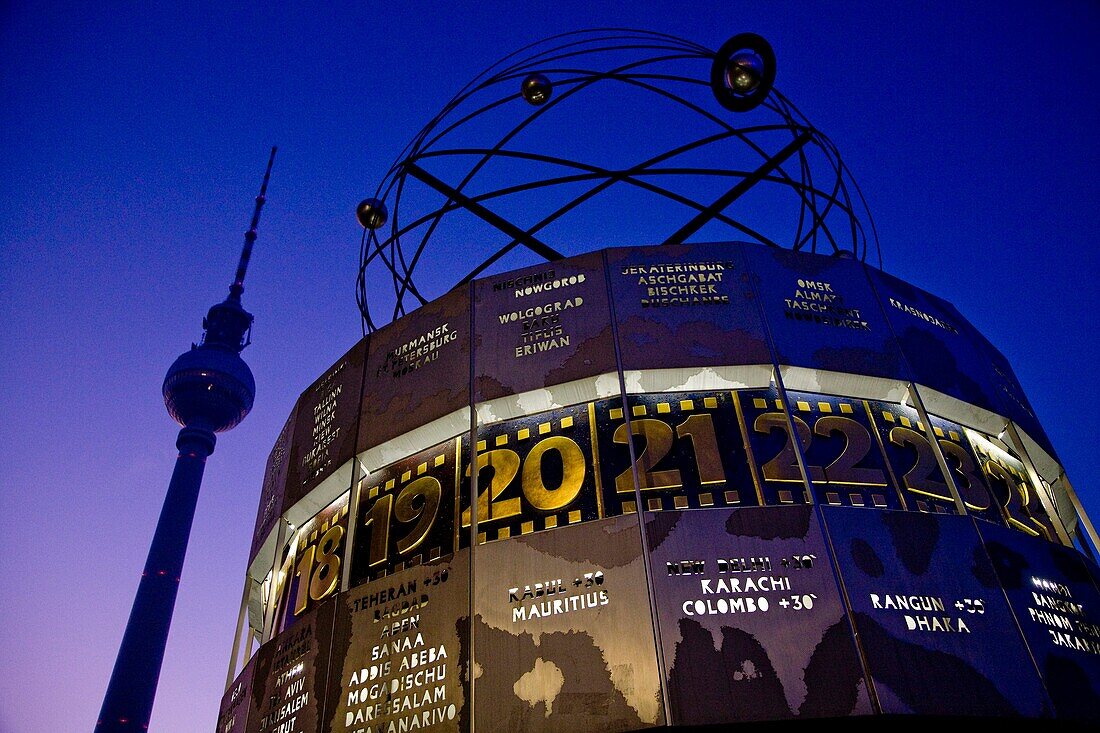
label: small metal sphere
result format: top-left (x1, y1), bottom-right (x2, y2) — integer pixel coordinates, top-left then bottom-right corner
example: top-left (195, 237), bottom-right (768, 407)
top-left (356, 198), bottom-right (388, 229)
top-left (725, 51), bottom-right (764, 93)
top-left (711, 33), bottom-right (776, 113)
top-left (521, 73), bottom-right (552, 106)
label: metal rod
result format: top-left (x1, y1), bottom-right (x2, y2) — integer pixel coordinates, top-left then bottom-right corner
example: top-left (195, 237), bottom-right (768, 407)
top-left (1004, 421), bottom-right (1073, 546)
top-left (661, 130), bottom-right (813, 246)
top-left (906, 383), bottom-right (969, 515)
top-left (230, 146), bottom-right (277, 301)
top-left (224, 573), bottom-right (253, 692)
top-left (403, 162), bottom-right (564, 263)
top-left (1059, 471), bottom-right (1100, 557)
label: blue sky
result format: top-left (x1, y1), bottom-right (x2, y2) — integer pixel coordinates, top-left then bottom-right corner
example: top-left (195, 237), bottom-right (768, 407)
top-left (1, 2), bottom-right (1097, 731)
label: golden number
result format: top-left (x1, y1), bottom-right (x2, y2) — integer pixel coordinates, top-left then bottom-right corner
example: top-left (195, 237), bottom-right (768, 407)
top-left (462, 449), bottom-right (522, 527)
top-left (755, 413), bottom-right (821, 482)
top-left (462, 436), bottom-right (589, 527)
top-left (613, 419), bottom-right (680, 492)
top-left (290, 522), bottom-right (346, 614)
top-left (309, 524), bottom-right (343, 601)
top-left (394, 476), bottom-right (442, 554)
top-left (939, 440), bottom-right (991, 511)
top-left (889, 426), bottom-right (952, 501)
top-left (522, 436), bottom-right (586, 511)
top-left (983, 460), bottom-right (1050, 540)
top-left (362, 493), bottom-right (392, 568)
top-left (362, 474), bottom-right (445, 569)
top-left (814, 416), bottom-right (886, 486)
top-left (676, 413), bottom-right (725, 484)
top-left (270, 547), bottom-right (295, 629)
top-left (292, 544), bottom-right (315, 615)
top-left (612, 411), bottom-right (726, 493)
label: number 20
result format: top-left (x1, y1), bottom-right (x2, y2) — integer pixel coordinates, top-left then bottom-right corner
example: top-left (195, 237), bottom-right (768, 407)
top-left (462, 435), bottom-right (586, 526)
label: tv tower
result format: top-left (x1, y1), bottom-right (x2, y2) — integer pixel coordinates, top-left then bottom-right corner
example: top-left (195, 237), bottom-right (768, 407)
top-left (96, 148), bottom-right (276, 732)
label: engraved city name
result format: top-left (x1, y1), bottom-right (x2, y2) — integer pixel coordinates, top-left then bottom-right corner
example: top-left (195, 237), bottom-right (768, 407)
top-left (868, 593), bottom-right (974, 633)
top-left (1025, 575), bottom-right (1100, 655)
top-left (354, 580), bottom-right (416, 609)
top-left (301, 382), bottom-right (342, 480)
top-left (343, 617), bottom-right (457, 731)
top-left (338, 564), bottom-right (459, 733)
top-left (668, 553), bottom-right (819, 617)
top-left (508, 572), bottom-right (610, 622)
top-left (888, 297), bottom-right (958, 333)
top-left (622, 261), bottom-right (735, 307)
top-left (666, 557), bottom-right (774, 575)
top-left (700, 576), bottom-right (790, 594)
top-left (259, 655), bottom-right (309, 733)
top-left (379, 323), bottom-right (456, 378)
top-left (783, 278), bottom-right (869, 330)
top-left (492, 269), bottom-right (588, 298)
top-left (495, 296), bottom-right (584, 358)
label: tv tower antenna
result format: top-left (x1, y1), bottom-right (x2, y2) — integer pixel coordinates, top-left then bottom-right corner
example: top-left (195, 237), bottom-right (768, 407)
top-left (96, 147), bottom-right (276, 732)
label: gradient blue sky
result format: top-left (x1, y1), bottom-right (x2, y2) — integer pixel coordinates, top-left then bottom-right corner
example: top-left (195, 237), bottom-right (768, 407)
top-left (1, 2), bottom-right (1097, 731)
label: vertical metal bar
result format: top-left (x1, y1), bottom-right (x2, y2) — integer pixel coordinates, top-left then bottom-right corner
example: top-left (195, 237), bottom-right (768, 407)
top-left (341, 335), bottom-right (370, 595)
top-left (245, 626), bottom-right (258, 662)
top-left (341, 465), bottom-right (364, 594)
top-left (466, 280), bottom-right (479, 732)
top-left (812, 502), bottom-right (882, 714)
top-left (907, 384), bottom-right (968, 515)
top-left (588, 401), bottom-right (606, 519)
top-left (602, 248), bottom-right (672, 724)
top-left (730, 390), bottom-right (766, 505)
top-left (1058, 471), bottom-right (1100, 558)
top-left (1004, 422), bottom-right (1072, 546)
top-left (863, 399), bottom-right (909, 510)
top-left (261, 518), bottom-right (290, 643)
top-left (770, 367), bottom-right (816, 504)
top-left (224, 573), bottom-right (252, 692)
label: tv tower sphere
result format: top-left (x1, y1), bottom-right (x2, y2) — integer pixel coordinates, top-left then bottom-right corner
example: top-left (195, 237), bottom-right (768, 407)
top-left (163, 300), bottom-right (256, 433)
top-left (96, 148), bottom-right (275, 732)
